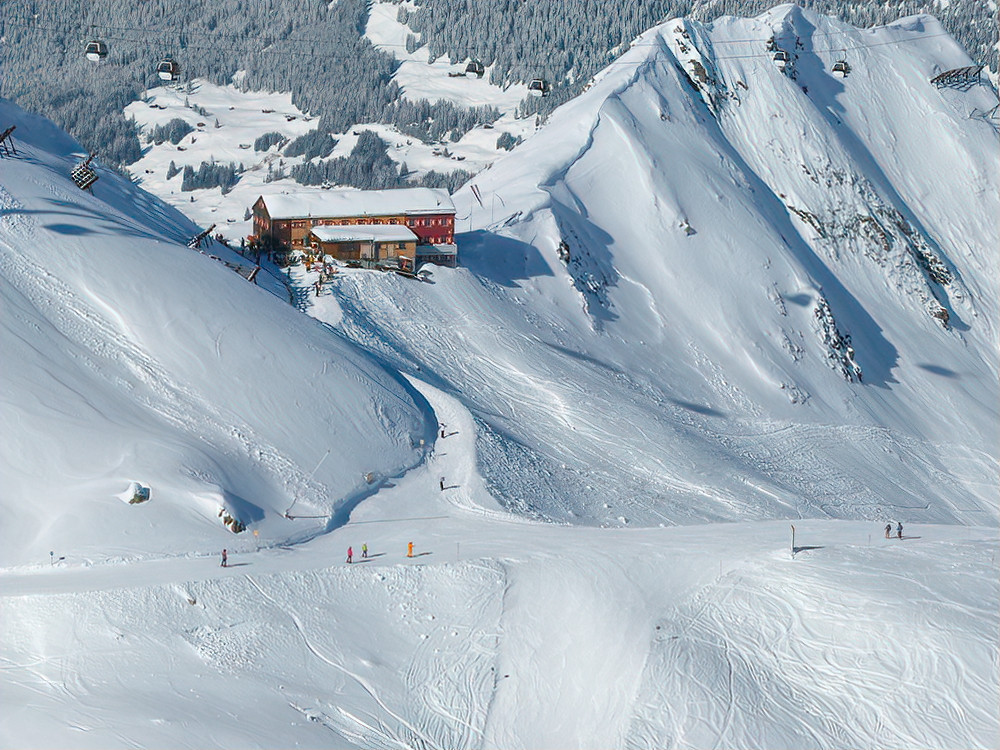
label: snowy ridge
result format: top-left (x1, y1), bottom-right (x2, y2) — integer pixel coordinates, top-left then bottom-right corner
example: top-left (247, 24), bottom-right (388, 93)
top-left (398, 5), bottom-right (998, 527)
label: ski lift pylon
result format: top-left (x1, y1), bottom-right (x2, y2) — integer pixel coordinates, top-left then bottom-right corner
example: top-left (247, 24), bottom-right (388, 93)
top-left (84, 40), bottom-right (108, 62)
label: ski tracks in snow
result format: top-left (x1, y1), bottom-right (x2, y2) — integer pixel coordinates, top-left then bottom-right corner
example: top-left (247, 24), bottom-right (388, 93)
top-left (242, 561), bottom-right (505, 750)
top-left (0, 230), bottom-right (326, 520)
top-left (400, 562), bottom-right (504, 750)
top-left (624, 543), bottom-right (999, 749)
top-left (243, 573), bottom-right (438, 750)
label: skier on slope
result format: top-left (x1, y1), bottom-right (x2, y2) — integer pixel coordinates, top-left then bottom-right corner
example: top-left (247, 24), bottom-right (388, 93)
top-left (221, 549), bottom-right (228, 567)
top-left (347, 546), bottom-right (353, 564)
top-left (897, 522), bottom-right (903, 540)
top-left (884, 522), bottom-right (892, 539)
top-left (362, 543), bottom-right (368, 559)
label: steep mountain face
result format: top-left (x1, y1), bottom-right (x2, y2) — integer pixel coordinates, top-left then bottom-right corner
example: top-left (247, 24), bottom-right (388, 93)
top-left (0, 99), bottom-right (435, 567)
top-left (322, 6), bottom-right (999, 527)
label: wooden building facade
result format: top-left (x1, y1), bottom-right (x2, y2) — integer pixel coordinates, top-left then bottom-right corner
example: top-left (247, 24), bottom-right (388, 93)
top-left (251, 188), bottom-right (457, 265)
top-left (309, 224), bottom-right (418, 263)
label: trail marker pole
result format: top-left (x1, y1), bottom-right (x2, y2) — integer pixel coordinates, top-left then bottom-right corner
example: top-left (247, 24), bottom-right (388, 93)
top-left (790, 524), bottom-right (796, 559)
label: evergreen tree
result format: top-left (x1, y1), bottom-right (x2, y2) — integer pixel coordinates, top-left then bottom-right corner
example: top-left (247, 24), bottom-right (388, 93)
top-left (149, 118), bottom-right (195, 145)
top-left (181, 161), bottom-right (240, 193)
top-left (254, 132), bottom-right (286, 151)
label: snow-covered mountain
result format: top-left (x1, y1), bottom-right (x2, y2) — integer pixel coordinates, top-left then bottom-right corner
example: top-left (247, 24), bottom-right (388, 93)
top-left (1, 5), bottom-right (998, 749)
top-left (307, 5), bottom-right (999, 527)
top-left (0, 98), bottom-right (434, 569)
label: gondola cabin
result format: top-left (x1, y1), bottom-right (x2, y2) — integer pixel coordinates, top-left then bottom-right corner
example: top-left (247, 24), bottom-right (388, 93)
top-left (157, 58), bottom-right (180, 82)
top-left (832, 60), bottom-right (851, 78)
top-left (84, 40), bottom-right (108, 62)
top-left (527, 78), bottom-right (550, 97)
top-left (772, 50), bottom-right (789, 71)
top-left (465, 60), bottom-right (485, 78)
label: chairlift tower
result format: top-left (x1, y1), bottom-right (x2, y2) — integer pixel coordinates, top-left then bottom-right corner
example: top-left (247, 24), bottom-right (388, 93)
top-left (0, 126), bottom-right (17, 158)
top-left (930, 65), bottom-right (983, 91)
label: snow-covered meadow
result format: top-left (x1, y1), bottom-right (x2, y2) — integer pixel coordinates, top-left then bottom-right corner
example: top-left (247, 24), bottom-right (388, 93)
top-left (122, 1), bottom-right (540, 246)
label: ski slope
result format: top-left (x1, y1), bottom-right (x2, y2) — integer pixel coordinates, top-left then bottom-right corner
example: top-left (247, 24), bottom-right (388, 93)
top-left (1, 4), bottom-right (999, 749)
top-left (0, 98), bottom-right (434, 570)
top-left (2, 380), bottom-right (997, 748)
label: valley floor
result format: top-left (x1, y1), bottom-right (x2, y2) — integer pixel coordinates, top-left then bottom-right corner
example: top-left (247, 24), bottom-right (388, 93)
top-left (2, 378), bottom-right (997, 749)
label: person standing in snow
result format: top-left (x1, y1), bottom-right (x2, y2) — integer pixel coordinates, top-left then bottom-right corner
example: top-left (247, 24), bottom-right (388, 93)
top-left (884, 522), bottom-right (892, 539)
top-left (221, 549), bottom-right (228, 567)
top-left (347, 546), bottom-right (353, 564)
top-left (362, 543), bottom-right (368, 559)
top-left (407, 541), bottom-right (414, 558)
top-left (897, 522), bottom-right (903, 540)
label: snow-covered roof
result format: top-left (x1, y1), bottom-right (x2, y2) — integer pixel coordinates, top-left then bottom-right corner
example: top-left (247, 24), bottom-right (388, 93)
top-left (260, 188), bottom-right (455, 219)
top-left (311, 224), bottom-right (418, 243)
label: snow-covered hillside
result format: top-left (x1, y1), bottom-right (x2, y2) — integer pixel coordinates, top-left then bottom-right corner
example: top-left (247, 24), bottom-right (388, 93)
top-left (0, 98), bottom-right (434, 569)
top-left (123, 63), bottom-right (534, 243)
top-left (301, 6), bottom-right (999, 528)
top-left (2, 380), bottom-right (997, 749)
top-left (1, 5), bottom-right (998, 749)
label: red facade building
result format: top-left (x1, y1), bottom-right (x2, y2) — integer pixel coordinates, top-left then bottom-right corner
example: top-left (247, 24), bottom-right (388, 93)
top-left (251, 188), bottom-right (457, 265)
